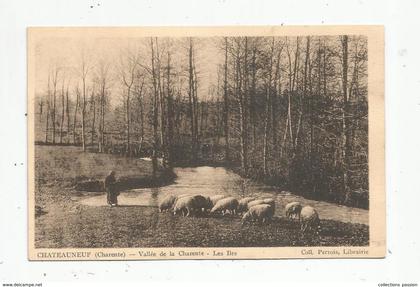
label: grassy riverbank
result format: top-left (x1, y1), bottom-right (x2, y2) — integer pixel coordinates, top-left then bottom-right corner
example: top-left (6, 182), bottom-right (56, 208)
top-left (34, 145), bottom-right (369, 248)
top-left (36, 203), bottom-right (368, 248)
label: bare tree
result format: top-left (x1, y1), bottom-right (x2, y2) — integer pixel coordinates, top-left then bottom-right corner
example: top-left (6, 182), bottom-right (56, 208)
top-left (50, 66), bottom-right (60, 144)
top-left (96, 59), bottom-right (110, 153)
top-left (59, 76), bottom-right (65, 144)
top-left (223, 37), bottom-right (230, 161)
top-left (272, 40), bottom-right (283, 151)
top-left (134, 72), bottom-right (145, 154)
top-left (89, 85), bottom-right (96, 148)
top-left (234, 37), bottom-right (248, 175)
top-left (34, 35), bottom-right (369, 208)
top-left (340, 35), bottom-right (350, 195)
top-left (73, 86), bottom-right (80, 145)
top-left (155, 40), bottom-right (166, 162)
top-left (79, 51), bottom-right (91, 152)
top-left (38, 98), bottom-right (44, 125)
top-left (150, 38), bottom-right (160, 177)
top-left (291, 37), bottom-right (301, 151)
top-left (263, 38), bottom-right (274, 176)
top-left (188, 38), bottom-right (199, 162)
top-left (166, 50), bottom-right (174, 167)
top-left (294, 36), bottom-right (311, 150)
top-left (120, 48), bottom-right (139, 156)
top-left (65, 82), bottom-right (70, 144)
top-left (281, 37), bottom-right (300, 158)
top-left (249, 42), bottom-right (257, 148)
top-left (44, 74), bottom-right (51, 143)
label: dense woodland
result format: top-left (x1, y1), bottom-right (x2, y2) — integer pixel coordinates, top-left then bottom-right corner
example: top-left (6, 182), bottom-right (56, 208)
top-left (35, 35), bottom-right (369, 208)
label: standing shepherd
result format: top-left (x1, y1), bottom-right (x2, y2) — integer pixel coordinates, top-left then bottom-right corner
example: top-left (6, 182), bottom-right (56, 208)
top-left (104, 170), bottom-right (119, 206)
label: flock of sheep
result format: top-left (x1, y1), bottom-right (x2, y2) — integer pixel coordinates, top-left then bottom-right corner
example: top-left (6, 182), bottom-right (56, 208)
top-left (158, 194), bottom-right (321, 233)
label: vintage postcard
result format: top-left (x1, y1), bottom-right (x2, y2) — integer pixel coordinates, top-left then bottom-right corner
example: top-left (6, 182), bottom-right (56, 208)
top-left (28, 26), bottom-right (385, 260)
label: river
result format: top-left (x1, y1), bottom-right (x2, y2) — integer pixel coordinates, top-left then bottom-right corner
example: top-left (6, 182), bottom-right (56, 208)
top-left (78, 166), bottom-right (368, 225)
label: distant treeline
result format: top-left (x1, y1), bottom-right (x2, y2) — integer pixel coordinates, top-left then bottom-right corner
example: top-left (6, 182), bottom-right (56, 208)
top-left (35, 35), bottom-right (368, 208)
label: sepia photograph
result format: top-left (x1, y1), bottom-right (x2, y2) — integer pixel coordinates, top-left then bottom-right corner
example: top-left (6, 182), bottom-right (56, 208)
top-left (27, 26), bottom-right (385, 260)
top-left (4, 0), bottom-right (420, 284)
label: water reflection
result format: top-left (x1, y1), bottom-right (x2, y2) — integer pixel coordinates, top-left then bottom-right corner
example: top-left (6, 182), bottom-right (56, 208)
top-left (78, 166), bottom-right (368, 225)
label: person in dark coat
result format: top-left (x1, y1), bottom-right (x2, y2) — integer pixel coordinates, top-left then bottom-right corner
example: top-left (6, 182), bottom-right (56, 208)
top-left (104, 170), bottom-right (119, 206)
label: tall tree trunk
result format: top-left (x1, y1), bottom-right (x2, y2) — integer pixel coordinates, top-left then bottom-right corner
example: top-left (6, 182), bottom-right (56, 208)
top-left (66, 85), bottom-right (70, 144)
top-left (166, 51), bottom-right (174, 167)
top-left (308, 39), bottom-right (315, 192)
top-left (156, 40), bottom-right (166, 161)
top-left (135, 76), bottom-right (145, 155)
top-left (193, 66), bottom-right (199, 160)
top-left (238, 37), bottom-right (248, 175)
top-left (101, 94), bottom-right (105, 152)
top-left (139, 91), bottom-right (144, 153)
top-left (38, 99), bottom-right (44, 125)
top-left (121, 54), bottom-right (137, 156)
top-left (98, 89), bottom-right (103, 153)
top-left (291, 37), bottom-right (300, 152)
top-left (45, 98), bottom-right (50, 143)
top-left (150, 38), bottom-right (159, 178)
top-left (263, 39), bottom-right (274, 176)
top-left (286, 38), bottom-right (294, 150)
top-left (280, 117), bottom-right (289, 159)
top-left (81, 78), bottom-right (86, 151)
top-left (275, 47), bottom-right (283, 161)
top-left (91, 90), bottom-right (96, 148)
top-left (99, 76), bottom-right (107, 153)
top-left (250, 47), bottom-right (257, 148)
top-left (223, 37), bottom-right (230, 161)
top-left (52, 74), bottom-right (57, 144)
top-left (188, 38), bottom-right (194, 159)
top-left (323, 39), bottom-right (327, 98)
top-left (126, 87), bottom-right (130, 156)
top-left (45, 75), bottom-right (51, 143)
top-left (263, 83), bottom-right (270, 177)
top-left (295, 37), bottom-right (310, 150)
top-left (199, 101), bottom-right (206, 138)
top-left (73, 88), bottom-right (79, 145)
top-left (188, 38), bottom-right (198, 162)
top-left (349, 39), bottom-right (360, 149)
top-left (60, 82), bottom-right (65, 144)
top-left (215, 70), bottom-right (222, 146)
top-left (341, 35), bottom-right (350, 195)
top-left (271, 38), bottom-right (279, 150)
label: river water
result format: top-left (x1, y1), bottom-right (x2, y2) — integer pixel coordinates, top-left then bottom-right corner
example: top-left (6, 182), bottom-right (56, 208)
top-left (78, 166), bottom-right (368, 225)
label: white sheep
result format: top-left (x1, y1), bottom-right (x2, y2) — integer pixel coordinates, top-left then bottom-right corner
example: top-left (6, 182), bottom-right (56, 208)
top-left (300, 206), bottom-right (320, 233)
top-left (208, 194), bottom-right (228, 207)
top-left (247, 198), bottom-right (274, 208)
top-left (159, 194), bottom-right (178, 212)
top-left (247, 198), bottom-right (275, 214)
top-left (173, 195), bottom-right (211, 217)
top-left (173, 196), bottom-right (194, 216)
top-left (159, 194), bottom-right (190, 212)
top-left (173, 193), bottom-right (190, 202)
top-left (210, 197), bottom-right (239, 215)
top-left (285, 202), bottom-right (302, 220)
top-left (237, 197), bottom-right (256, 214)
top-left (242, 204), bottom-right (274, 223)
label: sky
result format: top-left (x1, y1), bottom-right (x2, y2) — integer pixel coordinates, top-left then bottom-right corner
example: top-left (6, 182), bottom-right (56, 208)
top-left (33, 35), bottom-right (224, 104)
top-left (33, 33), bottom-right (368, 106)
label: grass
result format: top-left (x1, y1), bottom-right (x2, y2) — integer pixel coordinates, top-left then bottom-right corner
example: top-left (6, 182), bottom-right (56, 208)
top-left (36, 204), bottom-right (369, 248)
top-left (34, 145), bottom-right (369, 248)
top-left (35, 145), bottom-right (159, 186)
